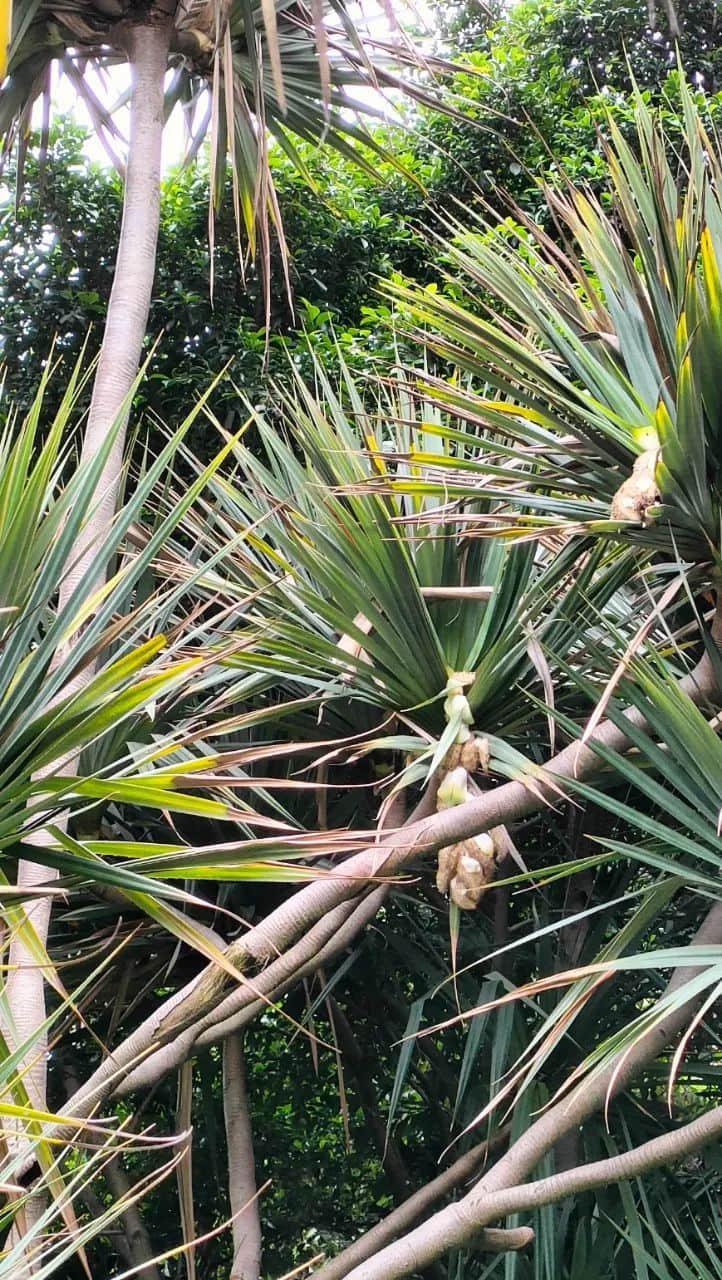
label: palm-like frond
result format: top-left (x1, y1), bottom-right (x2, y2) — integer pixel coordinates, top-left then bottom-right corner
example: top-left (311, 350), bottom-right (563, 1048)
top-left (386, 76), bottom-right (722, 568)
top-left (0, 363), bottom-right (358, 917)
top-left (143, 358), bottom-right (647, 778)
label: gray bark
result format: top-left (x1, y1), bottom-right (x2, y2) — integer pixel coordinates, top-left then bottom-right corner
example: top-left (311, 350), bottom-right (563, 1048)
top-left (223, 1033), bottom-right (262, 1280)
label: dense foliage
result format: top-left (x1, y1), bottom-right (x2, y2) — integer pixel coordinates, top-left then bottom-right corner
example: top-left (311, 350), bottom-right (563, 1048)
top-left (3, 4), bottom-right (722, 1280)
top-left (0, 125), bottom-right (416, 436)
top-left (4, 0), bottom-right (720, 437)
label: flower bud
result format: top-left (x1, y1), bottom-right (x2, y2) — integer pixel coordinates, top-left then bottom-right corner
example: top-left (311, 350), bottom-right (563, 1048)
top-left (436, 766), bottom-right (469, 809)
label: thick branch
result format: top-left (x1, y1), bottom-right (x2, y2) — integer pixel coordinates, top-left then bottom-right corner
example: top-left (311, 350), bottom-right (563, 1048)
top-left (127, 626), bottom-right (722, 1063)
top-left (335, 899), bottom-right (722, 1280)
top-left (3, 14), bottom-right (172, 1230)
top-left (24, 620), bottom-right (722, 1167)
top-left (115, 888), bottom-right (386, 1096)
top-left (127, 633), bottom-right (722, 1066)
top-left (343, 1106), bottom-right (722, 1279)
top-left (104, 1155), bottom-right (161, 1280)
top-left (60, 1062), bottom-right (160, 1279)
top-left (59, 16), bottom-right (171, 608)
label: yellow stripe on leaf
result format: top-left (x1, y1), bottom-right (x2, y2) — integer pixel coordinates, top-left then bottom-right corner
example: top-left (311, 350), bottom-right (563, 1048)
top-left (0, 0), bottom-right (11, 79)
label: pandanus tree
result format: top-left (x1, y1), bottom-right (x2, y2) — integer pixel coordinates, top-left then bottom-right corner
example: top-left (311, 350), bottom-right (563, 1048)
top-left (62, 79), bottom-right (722, 1275)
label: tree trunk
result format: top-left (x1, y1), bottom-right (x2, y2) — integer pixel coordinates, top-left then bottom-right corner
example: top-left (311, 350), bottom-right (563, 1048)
top-left (223, 1033), bottom-right (262, 1280)
top-left (59, 14), bottom-right (172, 608)
top-left (105, 1154), bottom-right (162, 1280)
top-left (5, 16), bottom-right (171, 1272)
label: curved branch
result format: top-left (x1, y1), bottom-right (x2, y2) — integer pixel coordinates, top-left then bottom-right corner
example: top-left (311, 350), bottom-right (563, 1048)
top-left (20, 617), bottom-right (722, 1171)
top-left (195, 885), bottom-right (389, 1049)
top-left (311, 1129), bottom-right (511, 1280)
top-left (104, 1155), bottom-right (161, 1280)
top-left (115, 889), bottom-right (384, 1096)
top-left (334, 899), bottom-right (722, 1280)
top-left (343, 1106), bottom-right (722, 1280)
top-left (133, 628), bottom-right (722, 1061)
